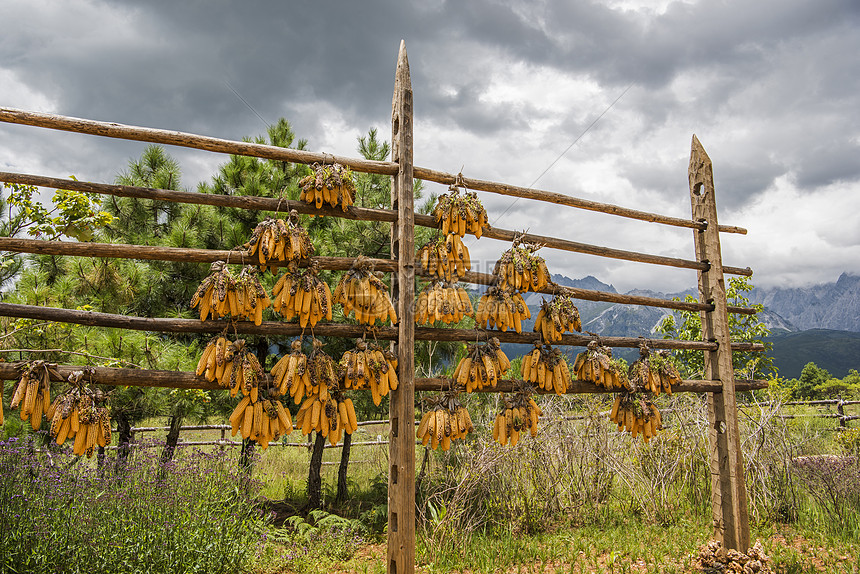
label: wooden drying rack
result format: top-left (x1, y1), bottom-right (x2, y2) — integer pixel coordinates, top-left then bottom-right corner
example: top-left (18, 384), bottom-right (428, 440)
top-left (0, 41), bottom-right (761, 572)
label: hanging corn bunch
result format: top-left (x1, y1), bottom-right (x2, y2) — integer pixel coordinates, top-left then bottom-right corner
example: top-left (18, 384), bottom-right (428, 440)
top-left (296, 387), bottom-right (358, 447)
top-left (224, 339), bottom-right (265, 401)
top-left (522, 343), bottom-right (573, 395)
top-left (416, 391), bottom-right (474, 450)
top-left (234, 266), bottom-right (271, 326)
top-left (474, 286), bottom-right (531, 333)
top-left (243, 211), bottom-right (315, 272)
top-left (492, 387), bottom-right (542, 447)
top-left (433, 183), bottom-right (488, 238)
top-left (195, 334), bottom-right (237, 386)
top-left (271, 338), bottom-right (338, 407)
top-left (47, 369), bottom-right (111, 457)
top-left (417, 234), bottom-right (471, 281)
top-left (271, 263), bottom-right (333, 328)
top-left (415, 281), bottom-right (473, 325)
top-left (573, 340), bottom-right (630, 391)
top-left (339, 338), bottom-right (399, 402)
top-left (533, 294), bottom-right (581, 342)
top-left (452, 338), bottom-right (511, 392)
top-left (229, 393), bottom-right (293, 449)
top-left (10, 360), bottom-right (57, 431)
top-left (270, 339), bottom-right (311, 402)
top-left (609, 392), bottom-right (662, 442)
top-left (190, 261), bottom-right (239, 321)
top-left (628, 344), bottom-right (682, 395)
top-left (332, 256), bottom-right (397, 325)
top-left (494, 237), bottom-right (551, 293)
top-left (298, 162), bottom-right (356, 211)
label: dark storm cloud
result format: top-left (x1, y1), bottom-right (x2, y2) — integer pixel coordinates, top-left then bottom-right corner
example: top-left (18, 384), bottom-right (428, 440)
top-left (2, 0), bottom-right (860, 290)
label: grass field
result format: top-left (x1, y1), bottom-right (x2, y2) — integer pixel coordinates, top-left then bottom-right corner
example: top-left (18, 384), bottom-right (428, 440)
top-left (3, 392), bottom-right (859, 573)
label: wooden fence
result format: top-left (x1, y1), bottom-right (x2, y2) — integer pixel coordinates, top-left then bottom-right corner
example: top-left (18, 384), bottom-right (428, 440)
top-left (0, 41), bottom-right (767, 570)
top-left (758, 398), bottom-right (860, 429)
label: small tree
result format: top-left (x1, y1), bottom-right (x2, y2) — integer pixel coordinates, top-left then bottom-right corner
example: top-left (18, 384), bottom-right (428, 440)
top-left (656, 276), bottom-right (775, 380)
top-left (787, 362), bottom-right (832, 400)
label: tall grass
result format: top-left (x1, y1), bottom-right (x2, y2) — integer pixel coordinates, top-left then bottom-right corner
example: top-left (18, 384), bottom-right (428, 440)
top-left (0, 437), bottom-right (264, 574)
top-left (414, 389), bottom-right (860, 564)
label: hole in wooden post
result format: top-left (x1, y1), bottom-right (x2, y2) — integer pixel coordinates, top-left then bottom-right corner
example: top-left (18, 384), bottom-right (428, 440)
top-left (393, 116), bottom-right (399, 136)
top-left (692, 182), bottom-right (703, 196)
top-left (391, 417), bottom-right (398, 438)
top-left (390, 559), bottom-right (397, 574)
top-left (391, 512), bottom-right (398, 532)
top-left (391, 464), bottom-right (398, 484)
top-left (715, 421), bottom-right (726, 434)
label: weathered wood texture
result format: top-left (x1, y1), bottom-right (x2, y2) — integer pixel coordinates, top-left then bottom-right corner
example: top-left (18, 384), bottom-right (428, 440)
top-left (0, 108), bottom-right (398, 176)
top-left (0, 236), bottom-right (756, 314)
top-left (388, 41), bottom-right (416, 574)
top-left (0, 108), bottom-right (746, 236)
top-left (0, 301), bottom-right (767, 352)
top-left (0, 237), bottom-right (397, 271)
top-left (0, 363), bottom-right (768, 394)
top-left (689, 135), bottom-right (750, 552)
top-left (412, 166), bottom-right (747, 235)
top-left (0, 170), bottom-right (751, 276)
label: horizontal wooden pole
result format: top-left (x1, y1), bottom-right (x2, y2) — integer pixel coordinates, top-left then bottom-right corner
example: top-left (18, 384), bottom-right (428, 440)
top-left (0, 170), bottom-right (399, 225)
top-left (0, 170), bottom-right (753, 277)
top-left (0, 236), bottom-right (757, 315)
top-left (0, 236), bottom-right (397, 272)
top-left (0, 301), bottom-right (767, 351)
top-left (456, 267), bottom-right (756, 315)
top-left (0, 107), bottom-right (398, 176)
top-left (416, 376), bottom-right (769, 394)
top-left (413, 166), bottom-right (747, 235)
top-left (0, 107), bottom-right (746, 236)
top-left (0, 363), bottom-right (768, 394)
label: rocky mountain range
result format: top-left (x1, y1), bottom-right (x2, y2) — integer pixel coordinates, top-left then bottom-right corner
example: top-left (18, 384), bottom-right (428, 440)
top-left (531, 272), bottom-right (860, 376)
top-left (748, 273), bottom-right (860, 333)
top-left (546, 272), bottom-right (860, 337)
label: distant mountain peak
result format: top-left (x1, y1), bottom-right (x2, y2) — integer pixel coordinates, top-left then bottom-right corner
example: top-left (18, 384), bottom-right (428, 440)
top-left (551, 274), bottom-right (617, 294)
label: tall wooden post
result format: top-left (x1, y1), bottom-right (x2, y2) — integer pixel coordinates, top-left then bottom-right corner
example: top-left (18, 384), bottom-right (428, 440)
top-left (688, 135), bottom-right (750, 552)
top-left (388, 40), bottom-right (416, 574)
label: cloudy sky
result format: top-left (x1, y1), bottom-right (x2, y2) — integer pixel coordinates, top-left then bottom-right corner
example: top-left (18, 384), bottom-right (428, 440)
top-left (1, 0), bottom-right (858, 294)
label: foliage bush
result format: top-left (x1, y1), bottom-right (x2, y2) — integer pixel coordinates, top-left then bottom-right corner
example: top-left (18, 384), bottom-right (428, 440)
top-left (0, 438), bottom-right (264, 574)
top-left (251, 509), bottom-right (369, 574)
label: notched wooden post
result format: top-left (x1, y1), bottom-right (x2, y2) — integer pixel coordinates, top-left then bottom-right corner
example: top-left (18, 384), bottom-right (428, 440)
top-left (688, 135), bottom-right (750, 553)
top-left (388, 40), bottom-right (416, 574)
